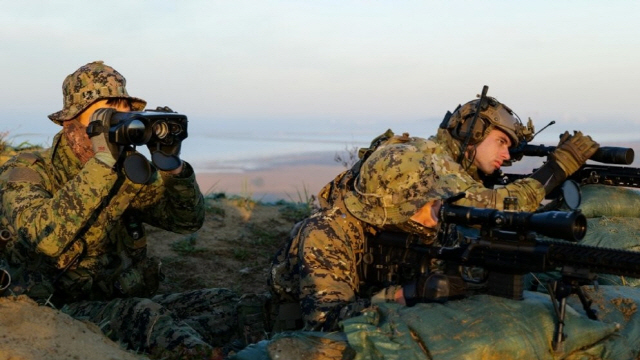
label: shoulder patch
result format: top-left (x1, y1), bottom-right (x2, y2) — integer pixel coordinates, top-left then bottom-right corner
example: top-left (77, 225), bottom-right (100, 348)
top-left (2, 167), bottom-right (43, 184)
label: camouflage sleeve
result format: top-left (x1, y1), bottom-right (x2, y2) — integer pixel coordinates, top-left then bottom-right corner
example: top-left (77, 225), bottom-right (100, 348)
top-left (131, 161), bottom-right (205, 234)
top-left (434, 158), bottom-right (545, 212)
top-left (297, 218), bottom-right (371, 331)
top-left (0, 157), bottom-right (119, 258)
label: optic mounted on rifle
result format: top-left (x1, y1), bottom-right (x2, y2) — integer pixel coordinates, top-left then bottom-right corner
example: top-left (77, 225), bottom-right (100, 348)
top-left (439, 193), bottom-right (587, 242)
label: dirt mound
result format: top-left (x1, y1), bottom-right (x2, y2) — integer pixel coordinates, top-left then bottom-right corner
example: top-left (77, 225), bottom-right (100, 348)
top-left (0, 295), bottom-right (147, 360)
top-left (0, 195), bottom-right (307, 359)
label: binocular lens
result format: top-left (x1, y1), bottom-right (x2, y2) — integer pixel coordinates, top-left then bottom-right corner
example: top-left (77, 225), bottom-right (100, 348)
top-left (126, 119), bottom-right (148, 145)
top-left (152, 122), bottom-right (169, 139)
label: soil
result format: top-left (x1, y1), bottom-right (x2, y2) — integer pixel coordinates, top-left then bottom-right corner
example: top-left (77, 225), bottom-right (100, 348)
top-left (0, 193), bottom-right (308, 360)
top-left (149, 194), bottom-right (308, 296)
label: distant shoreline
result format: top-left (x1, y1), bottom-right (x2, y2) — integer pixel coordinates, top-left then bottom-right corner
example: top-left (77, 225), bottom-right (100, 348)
top-left (195, 163), bottom-right (347, 203)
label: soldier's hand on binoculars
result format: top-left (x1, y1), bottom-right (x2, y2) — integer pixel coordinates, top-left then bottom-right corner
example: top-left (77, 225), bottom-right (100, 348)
top-left (86, 108), bottom-right (120, 167)
top-left (147, 141), bottom-right (184, 174)
top-left (552, 131), bottom-right (600, 176)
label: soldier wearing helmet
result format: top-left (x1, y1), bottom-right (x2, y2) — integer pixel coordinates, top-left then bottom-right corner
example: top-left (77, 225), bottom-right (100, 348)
top-left (0, 61), bottom-right (243, 356)
top-left (433, 90), bottom-right (599, 210)
top-left (269, 87), bottom-right (601, 332)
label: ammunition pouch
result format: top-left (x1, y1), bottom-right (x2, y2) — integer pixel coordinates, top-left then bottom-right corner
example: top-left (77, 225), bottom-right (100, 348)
top-left (270, 302), bottom-right (303, 333)
top-left (113, 257), bottom-right (163, 297)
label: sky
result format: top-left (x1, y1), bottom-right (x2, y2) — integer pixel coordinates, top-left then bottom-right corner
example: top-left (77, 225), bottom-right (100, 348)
top-left (1, 1), bottom-right (640, 152)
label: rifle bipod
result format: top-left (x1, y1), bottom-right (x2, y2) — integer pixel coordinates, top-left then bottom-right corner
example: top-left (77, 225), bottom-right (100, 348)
top-left (547, 274), bottom-right (598, 353)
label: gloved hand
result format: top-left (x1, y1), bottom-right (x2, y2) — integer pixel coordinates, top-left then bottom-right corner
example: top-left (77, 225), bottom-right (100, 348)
top-left (531, 130), bottom-right (600, 194)
top-left (551, 131), bottom-right (600, 176)
top-left (148, 141), bottom-right (183, 172)
top-left (86, 108), bottom-right (119, 167)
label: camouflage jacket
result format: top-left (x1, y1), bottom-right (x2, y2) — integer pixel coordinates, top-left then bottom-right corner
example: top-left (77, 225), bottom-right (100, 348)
top-left (270, 170), bottom-right (377, 331)
top-left (0, 132), bottom-right (204, 304)
top-left (269, 130), bottom-right (546, 332)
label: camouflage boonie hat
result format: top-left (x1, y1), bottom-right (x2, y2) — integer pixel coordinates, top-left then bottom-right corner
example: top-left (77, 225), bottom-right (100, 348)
top-left (48, 61), bottom-right (147, 125)
top-left (344, 142), bottom-right (452, 226)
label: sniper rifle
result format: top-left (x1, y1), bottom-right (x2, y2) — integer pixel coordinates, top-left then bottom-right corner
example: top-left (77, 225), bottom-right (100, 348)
top-left (363, 200), bottom-right (640, 352)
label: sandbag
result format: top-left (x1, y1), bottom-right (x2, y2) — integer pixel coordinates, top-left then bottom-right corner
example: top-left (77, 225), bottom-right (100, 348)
top-left (577, 217), bottom-right (640, 287)
top-left (232, 332), bottom-right (354, 360)
top-left (579, 185), bottom-right (640, 218)
top-left (342, 290), bottom-right (622, 360)
top-left (563, 286), bottom-right (640, 360)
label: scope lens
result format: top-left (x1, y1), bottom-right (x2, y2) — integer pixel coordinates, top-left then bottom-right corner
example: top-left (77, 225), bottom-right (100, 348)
top-left (153, 121), bottom-right (169, 139)
top-left (126, 119), bottom-right (148, 145)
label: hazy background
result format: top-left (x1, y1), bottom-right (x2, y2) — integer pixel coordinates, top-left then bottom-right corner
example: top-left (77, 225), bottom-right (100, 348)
top-left (2, 1), bottom-right (639, 177)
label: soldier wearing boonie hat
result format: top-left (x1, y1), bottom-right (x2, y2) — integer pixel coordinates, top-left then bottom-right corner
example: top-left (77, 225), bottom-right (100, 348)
top-left (0, 61), bottom-right (253, 357)
top-left (268, 137), bottom-right (453, 332)
top-left (48, 60), bottom-right (146, 125)
top-left (343, 142), bottom-right (452, 228)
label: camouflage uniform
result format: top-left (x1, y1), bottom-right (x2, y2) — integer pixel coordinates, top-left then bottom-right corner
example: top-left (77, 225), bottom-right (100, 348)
top-left (270, 138), bottom-right (454, 331)
top-left (269, 129), bottom-right (547, 332)
top-left (0, 61), bottom-right (245, 357)
top-left (269, 170), bottom-right (375, 331)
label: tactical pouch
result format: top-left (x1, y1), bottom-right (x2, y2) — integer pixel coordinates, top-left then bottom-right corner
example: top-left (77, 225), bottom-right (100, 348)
top-left (57, 268), bottom-right (93, 301)
top-left (270, 302), bottom-right (303, 332)
top-left (236, 293), bottom-right (271, 344)
top-left (114, 257), bottom-right (163, 297)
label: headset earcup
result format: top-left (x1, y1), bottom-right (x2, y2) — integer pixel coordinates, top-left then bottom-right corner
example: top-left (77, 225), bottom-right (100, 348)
top-left (454, 117), bottom-right (487, 145)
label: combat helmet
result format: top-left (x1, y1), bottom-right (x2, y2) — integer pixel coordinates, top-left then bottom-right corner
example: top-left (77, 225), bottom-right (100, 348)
top-left (48, 61), bottom-right (146, 125)
top-left (441, 92), bottom-right (534, 149)
top-left (343, 139), bottom-right (452, 227)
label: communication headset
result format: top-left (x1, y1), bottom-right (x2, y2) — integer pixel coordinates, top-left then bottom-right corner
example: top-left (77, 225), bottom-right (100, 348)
top-left (440, 96), bottom-right (499, 147)
top-left (451, 110), bottom-right (489, 146)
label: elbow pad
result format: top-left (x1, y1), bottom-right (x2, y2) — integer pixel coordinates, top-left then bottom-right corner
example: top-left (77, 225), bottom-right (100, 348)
top-left (530, 160), bottom-right (567, 194)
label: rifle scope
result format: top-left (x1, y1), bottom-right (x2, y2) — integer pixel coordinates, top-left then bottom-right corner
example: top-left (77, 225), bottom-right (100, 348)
top-left (515, 145), bottom-right (634, 165)
top-left (440, 204), bottom-right (586, 242)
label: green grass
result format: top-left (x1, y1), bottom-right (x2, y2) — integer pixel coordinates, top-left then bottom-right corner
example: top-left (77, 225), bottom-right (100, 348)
top-left (233, 248), bottom-right (250, 261)
top-left (246, 223), bottom-right (285, 247)
top-left (204, 203), bottom-right (226, 217)
top-left (170, 234), bottom-right (206, 255)
top-left (280, 183), bottom-right (316, 222)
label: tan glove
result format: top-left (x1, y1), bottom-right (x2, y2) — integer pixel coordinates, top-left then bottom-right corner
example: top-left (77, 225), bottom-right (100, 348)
top-left (551, 131), bottom-right (600, 176)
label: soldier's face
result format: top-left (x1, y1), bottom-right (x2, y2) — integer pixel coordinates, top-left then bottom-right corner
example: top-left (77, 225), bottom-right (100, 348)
top-left (472, 129), bottom-right (511, 174)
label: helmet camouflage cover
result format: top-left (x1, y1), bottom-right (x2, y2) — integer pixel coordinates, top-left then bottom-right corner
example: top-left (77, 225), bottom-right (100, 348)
top-left (447, 97), bottom-right (534, 148)
top-left (48, 61), bottom-right (146, 125)
top-left (344, 142), bottom-right (452, 226)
